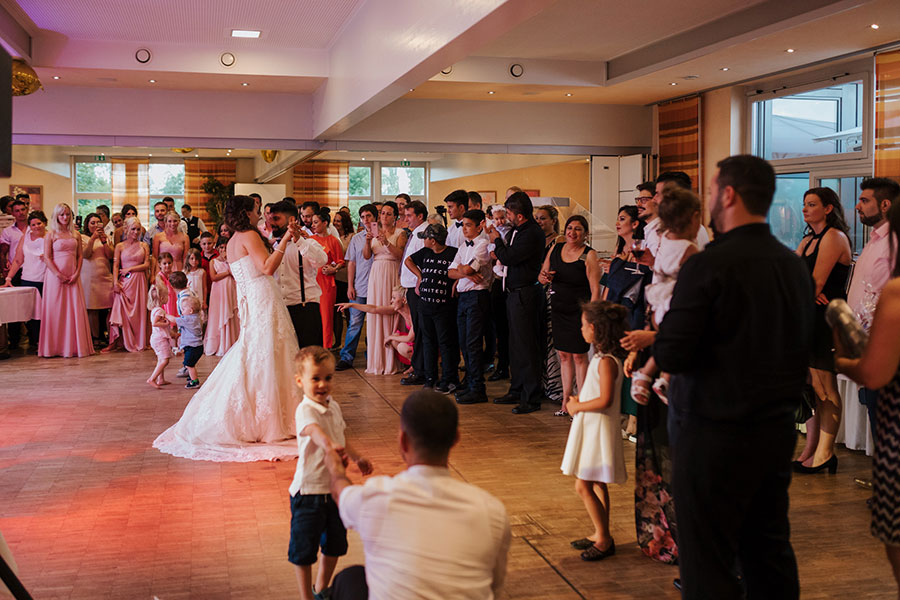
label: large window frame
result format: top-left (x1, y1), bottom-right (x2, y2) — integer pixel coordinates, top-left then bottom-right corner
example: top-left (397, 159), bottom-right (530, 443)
top-left (745, 71), bottom-right (872, 170)
top-left (346, 160), bottom-right (429, 225)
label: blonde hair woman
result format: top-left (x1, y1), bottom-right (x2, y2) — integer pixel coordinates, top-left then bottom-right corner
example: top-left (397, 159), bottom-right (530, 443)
top-left (39, 203), bottom-right (94, 357)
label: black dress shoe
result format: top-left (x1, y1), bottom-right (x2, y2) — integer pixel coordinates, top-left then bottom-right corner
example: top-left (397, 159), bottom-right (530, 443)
top-left (457, 390), bottom-right (488, 404)
top-left (334, 360), bottom-right (353, 371)
top-left (512, 404), bottom-right (540, 414)
top-left (435, 381), bottom-right (458, 394)
top-left (488, 370), bottom-right (509, 381)
top-left (401, 374), bottom-right (426, 386)
top-left (493, 394), bottom-right (519, 405)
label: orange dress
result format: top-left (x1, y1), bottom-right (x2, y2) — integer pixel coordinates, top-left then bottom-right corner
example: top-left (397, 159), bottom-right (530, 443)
top-left (311, 234), bottom-right (345, 348)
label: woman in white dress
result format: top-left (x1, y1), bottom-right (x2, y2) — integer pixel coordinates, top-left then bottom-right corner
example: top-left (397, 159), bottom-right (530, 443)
top-left (154, 195), bottom-right (303, 462)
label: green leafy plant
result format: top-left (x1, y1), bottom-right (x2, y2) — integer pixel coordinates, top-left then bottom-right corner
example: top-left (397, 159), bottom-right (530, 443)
top-left (201, 176), bottom-right (234, 227)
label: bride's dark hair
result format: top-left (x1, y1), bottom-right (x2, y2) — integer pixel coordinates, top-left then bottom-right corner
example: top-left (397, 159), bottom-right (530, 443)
top-left (224, 194), bottom-right (271, 249)
top-left (224, 195), bottom-right (256, 232)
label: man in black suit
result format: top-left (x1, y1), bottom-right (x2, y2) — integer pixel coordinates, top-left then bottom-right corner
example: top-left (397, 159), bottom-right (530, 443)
top-left (486, 192), bottom-right (545, 414)
top-left (653, 155), bottom-right (813, 599)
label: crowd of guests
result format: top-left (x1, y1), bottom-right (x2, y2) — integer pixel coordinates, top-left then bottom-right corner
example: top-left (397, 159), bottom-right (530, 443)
top-left (4, 159), bottom-right (900, 598)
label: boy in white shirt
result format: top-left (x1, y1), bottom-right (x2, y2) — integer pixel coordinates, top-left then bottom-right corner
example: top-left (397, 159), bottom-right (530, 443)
top-left (289, 346), bottom-right (372, 600)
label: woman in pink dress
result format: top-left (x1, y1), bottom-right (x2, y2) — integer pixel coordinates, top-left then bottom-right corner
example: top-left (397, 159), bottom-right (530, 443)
top-left (103, 217), bottom-right (150, 352)
top-left (362, 201), bottom-right (408, 374)
top-left (39, 203), bottom-right (94, 358)
top-left (310, 210), bottom-right (345, 349)
top-left (80, 212), bottom-right (115, 345)
top-left (153, 211), bottom-right (189, 271)
top-left (203, 239), bottom-right (240, 356)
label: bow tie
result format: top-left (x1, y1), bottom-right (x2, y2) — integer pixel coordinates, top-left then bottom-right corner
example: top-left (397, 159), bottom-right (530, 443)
top-left (465, 240), bottom-right (474, 247)
top-left (455, 221), bottom-right (462, 227)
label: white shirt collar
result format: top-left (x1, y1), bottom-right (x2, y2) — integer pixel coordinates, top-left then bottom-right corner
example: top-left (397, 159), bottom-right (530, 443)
top-left (302, 394), bottom-right (331, 414)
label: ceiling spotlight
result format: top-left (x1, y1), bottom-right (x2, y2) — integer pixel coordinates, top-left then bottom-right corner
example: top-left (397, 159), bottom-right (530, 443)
top-left (194, 154), bottom-right (199, 157)
top-left (786, 48), bottom-right (795, 53)
top-left (361, 157), bottom-right (366, 161)
top-left (148, 153), bottom-right (153, 157)
top-left (670, 82), bottom-right (677, 86)
top-left (720, 67), bottom-right (729, 71)
top-left (409, 88), bottom-right (414, 92)
top-left (148, 79), bottom-right (156, 83)
top-left (488, 91), bottom-right (495, 94)
top-left (565, 93), bottom-right (572, 97)
top-left (231, 29), bottom-right (260, 38)
top-left (52, 75), bottom-right (60, 80)
top-left (241, 82), bottom-right (249, 86)
top-left (100, 153), bottom-right (104, 156)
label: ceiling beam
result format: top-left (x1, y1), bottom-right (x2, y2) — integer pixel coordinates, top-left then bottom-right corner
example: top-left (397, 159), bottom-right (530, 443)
top-left (607, 0), bottom-right (873, 84)
top-left (0, 1), bottom-right (30, 60)
top-left (311, 0), bottom-right (557, 140)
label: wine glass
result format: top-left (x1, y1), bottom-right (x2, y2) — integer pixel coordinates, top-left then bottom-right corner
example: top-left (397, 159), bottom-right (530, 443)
top-left (627, 239), bottom-right (646, 274)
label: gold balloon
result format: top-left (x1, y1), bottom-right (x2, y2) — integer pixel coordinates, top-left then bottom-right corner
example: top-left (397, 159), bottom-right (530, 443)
top-left (171, 148), bottom-right (195, 153)
top-left (11, 59), bottom-right (42, 96)
top-left (260, 150), bottom-right (278, 163)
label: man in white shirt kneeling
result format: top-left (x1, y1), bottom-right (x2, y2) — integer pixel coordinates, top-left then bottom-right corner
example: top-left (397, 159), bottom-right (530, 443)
top-left (324, 390), bottom-right (511, 600)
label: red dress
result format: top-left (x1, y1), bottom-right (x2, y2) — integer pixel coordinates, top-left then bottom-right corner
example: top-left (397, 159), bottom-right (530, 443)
top-left (311, 234), bottom-right (344, 348)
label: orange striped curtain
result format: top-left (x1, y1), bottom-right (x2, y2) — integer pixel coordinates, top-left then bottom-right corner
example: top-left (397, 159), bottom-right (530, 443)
top-left (875, 49), bottom-right (900, 182)
top-left (292, 161), bottom-right (348, 209)
top-left (184, 159), bottom-right (236, 225)
top-left (657, 96), bottom-right (702, 192)
top-left (111, 159), bottom-right (149, 223)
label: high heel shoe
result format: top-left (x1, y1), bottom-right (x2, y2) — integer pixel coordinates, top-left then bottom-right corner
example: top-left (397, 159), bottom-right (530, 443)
top-left (792, 454), bottom-right (837, 474)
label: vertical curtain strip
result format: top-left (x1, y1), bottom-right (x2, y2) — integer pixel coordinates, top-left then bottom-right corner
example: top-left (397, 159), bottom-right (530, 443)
top-left (184, 159), bottom-right (237, 225)
top-left (292, 161), bottom-right (348, 209)
top-left (875, 49), bottom-right (900, 182)
top-left (657, 96), bottom-right (702, 192)
top-left (111, 159), bottom-right (149, 224)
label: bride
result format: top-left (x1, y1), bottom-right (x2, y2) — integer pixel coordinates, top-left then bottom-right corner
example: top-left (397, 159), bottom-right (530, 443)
top-left (154, 195), bottom-right (303, 462)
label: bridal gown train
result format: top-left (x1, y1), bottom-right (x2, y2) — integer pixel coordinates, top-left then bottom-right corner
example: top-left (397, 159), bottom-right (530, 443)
top-left (153, 254), bottom-right (302, 462)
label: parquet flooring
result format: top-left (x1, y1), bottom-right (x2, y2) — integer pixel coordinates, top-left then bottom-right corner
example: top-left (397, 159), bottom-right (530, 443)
top-left (0, 348), bottom-right (893, 598)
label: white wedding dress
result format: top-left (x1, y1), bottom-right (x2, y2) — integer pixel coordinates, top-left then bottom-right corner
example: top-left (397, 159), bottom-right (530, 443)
top-left (153, 254), bottom-right (302, 462)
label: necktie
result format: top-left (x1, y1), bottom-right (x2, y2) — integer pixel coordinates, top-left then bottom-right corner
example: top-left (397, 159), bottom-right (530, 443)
top-left (465, 240), bottom-right (474, 247)
top-left (298, 242), bottom-right (306, 304)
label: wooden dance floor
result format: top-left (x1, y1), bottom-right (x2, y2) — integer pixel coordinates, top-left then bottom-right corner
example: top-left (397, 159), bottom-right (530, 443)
top-left (0, 349), bottom-right (893, 598)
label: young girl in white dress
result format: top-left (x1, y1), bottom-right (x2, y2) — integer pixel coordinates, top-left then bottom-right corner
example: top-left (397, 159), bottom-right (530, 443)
top-left (633, 185), bottom-right (702, 403)
top-left (561, 300), bottom-right (628, 561)
top-left (184, 248), bottom-right (207, 322)
top-left (147, 280), bottom-right (175, 389)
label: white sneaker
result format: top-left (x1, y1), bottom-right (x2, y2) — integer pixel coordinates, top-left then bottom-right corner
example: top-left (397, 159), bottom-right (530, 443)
top-left (177, 366), bottom-right (189, 378)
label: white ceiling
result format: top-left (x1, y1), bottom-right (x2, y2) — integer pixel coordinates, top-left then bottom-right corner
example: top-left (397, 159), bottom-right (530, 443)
top-left (12, 0), bottom-right (364, 48)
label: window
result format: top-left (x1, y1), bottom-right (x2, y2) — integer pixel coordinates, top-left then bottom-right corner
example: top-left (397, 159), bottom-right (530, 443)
top-left (381, 166), bottom-right (425, 197)
top-left (818, 175), bottom-right (868, 256)
top-left (75, 162), bottom-right (113, 221)
top-left (769, 172), bottom-right (810, 250)
top-left (348, 165), bottom-right (372, 226)
top-left (148, 163), bottom-right (185, 221)
top-left (752, 79), bottom-right (864, 161)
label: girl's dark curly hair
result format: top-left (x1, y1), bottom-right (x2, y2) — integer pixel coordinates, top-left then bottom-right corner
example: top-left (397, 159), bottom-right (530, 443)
top-left (581, 300), bottom-right (629, 359)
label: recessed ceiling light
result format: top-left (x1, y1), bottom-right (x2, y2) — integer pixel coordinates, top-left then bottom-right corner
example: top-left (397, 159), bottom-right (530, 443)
top-left (670, 82), bottom-right (677, 86)
top-left (241, 82), bottom-right (249, 86)
top-left (148, 79), bottom-right (156, 83)
top-left (361, 157), bottom-right (366, 161)
top-left (565, 93), bottom-right (572, 97)
top-left (148, 153), bottom-right (152, 157)
top-left (720, 67), bottom-right (729, 71)
top-left (488, 91), bottom-right (495, 94)
top-left (409, 88), bottom-right (414, 92)
top-left (231, 29), bottom-right (260, 38)
top-left (100, 153), bottom-right (104, 156)
top-left (52, 75), bottom-right (60, 80)
top-left (786, 48), bottom-right (795, 53)
top-left (194, 154), bottom-right (198, 157)
top-left (871, 23), bottom-right (879, 29)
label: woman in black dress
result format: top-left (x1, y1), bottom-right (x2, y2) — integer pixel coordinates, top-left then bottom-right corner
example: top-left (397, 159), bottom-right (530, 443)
top-left (793, 187), bottom-right (852, 474)
top-left (535, 205), bottom-right (564, 405)
top-left (539, 215), bottom-right (600, 416)
top-left (836, 197), bottom-right (900, 595)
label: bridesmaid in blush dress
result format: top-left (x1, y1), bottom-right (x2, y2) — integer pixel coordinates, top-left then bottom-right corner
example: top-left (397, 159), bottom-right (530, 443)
top-left (39, 203), bottom-right (94, 358)
top-left (104, 216), bottom-right (151, 352)
top-left (311, 210), bottom-right (345, 349)
top-left (153, 211), bottom-right (189, 271)
top-left (80, 213), bottom-right (115, 344)
top-left (204, 239), bottom-right (240, 356)
top-left (363, 201), bottom-right (407, 374)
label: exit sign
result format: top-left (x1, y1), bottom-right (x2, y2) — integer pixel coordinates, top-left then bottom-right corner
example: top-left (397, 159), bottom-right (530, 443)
top-left (400, 160), bottom-right (410, 167)
top-left (94, 155), bottom-right (106, 162)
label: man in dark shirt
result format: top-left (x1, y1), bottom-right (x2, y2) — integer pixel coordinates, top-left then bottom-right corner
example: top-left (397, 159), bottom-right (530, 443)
top-left (653, 155), bottom-right (813, 600)
top-left (405, 224), bottom-right (460, 394)
top-left (487, 192), bottom-right (546, 414)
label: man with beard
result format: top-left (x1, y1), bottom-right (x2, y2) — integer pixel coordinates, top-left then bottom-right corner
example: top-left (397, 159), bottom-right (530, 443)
top-left (847, 177), bottom-right (900, 450)
top-left (270, 200), bottom-right (329, 347)
top-left (653, 155), bottom-right (813, 599)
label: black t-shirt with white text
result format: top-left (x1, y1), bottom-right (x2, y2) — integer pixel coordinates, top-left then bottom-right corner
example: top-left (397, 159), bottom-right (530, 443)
top-left (411, 246), bottom-right (458, 305)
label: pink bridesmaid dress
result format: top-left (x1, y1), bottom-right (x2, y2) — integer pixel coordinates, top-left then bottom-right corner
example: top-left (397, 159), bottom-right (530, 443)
top-left (108, 243), bottom-right (149, 351)
top-left (365, 229), bottom-right (402, 375)
top-left (158, 236), bottom-right (185, 270)
top-left (39, 235), bottom-right (94, 358)
top-left (204, 258), bottom-right (240, 356)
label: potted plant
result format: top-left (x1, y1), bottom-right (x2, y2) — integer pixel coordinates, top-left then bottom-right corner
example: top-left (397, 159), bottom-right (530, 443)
top-left (201, 176), bottom-right (234, 227)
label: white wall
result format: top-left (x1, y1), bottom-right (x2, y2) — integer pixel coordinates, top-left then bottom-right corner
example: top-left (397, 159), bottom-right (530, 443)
top-left (430, 153), bottom-right (588, 181)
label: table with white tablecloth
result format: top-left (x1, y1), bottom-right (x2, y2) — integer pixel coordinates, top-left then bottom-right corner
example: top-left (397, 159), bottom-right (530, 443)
top-left (836, 374), bottom-right (874, 456)
top-left (0, 286), bottom-right (41, 324)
